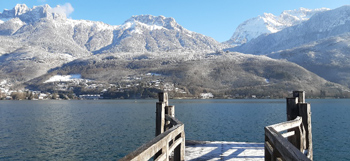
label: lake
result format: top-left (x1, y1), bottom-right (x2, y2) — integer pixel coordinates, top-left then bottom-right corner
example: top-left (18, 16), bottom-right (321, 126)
top-left (0, 99), bottom-right (349, 160)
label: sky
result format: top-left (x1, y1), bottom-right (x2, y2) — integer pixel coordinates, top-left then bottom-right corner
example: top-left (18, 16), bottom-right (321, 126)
top-left (1, 0), bottom-right (350, 42)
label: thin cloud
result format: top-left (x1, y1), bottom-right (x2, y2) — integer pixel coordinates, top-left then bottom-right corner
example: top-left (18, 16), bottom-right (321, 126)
top-left (50, 3), bottom-right (74, 17)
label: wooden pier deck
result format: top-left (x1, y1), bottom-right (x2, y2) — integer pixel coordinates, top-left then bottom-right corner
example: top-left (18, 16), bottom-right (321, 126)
top-left (121, 91), bottom-right (312, 161)
top-left (185, 141), bottom-right (264, 161)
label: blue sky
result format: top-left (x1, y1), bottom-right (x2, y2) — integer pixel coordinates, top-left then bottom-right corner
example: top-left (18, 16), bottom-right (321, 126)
top-left (1, 0), bottom-right (350, 42)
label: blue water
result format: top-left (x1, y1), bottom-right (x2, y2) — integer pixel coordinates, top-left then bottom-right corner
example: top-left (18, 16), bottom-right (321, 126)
top-left (0, 99), bottom-right (349, 160)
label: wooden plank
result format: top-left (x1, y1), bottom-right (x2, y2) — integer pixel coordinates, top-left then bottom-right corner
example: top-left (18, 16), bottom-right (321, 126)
top-left (155, 152), bottom-right (166, 161)
top-left (282, 131), bottom-right (295, 138)
top-left (169, 138), bottom-right (183, 154)
top-left (165, 114), bottom-right (183, 126)
top-left (268, 116), bottom-right (302, 132)
top-left (265, 141), bottom-right (273, 155)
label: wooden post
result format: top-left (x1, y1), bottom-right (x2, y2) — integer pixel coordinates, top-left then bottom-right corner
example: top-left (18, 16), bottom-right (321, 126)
top-left (287, 97), bottom-right (299, 121)
top-left (156, 92), bottom-right (167, 136)
top-left (287, 91), bottom-right (303, 150)
top-left (174, 131), bottom-right (185, 161)
top-left (156, 92), bottom-right (168, 136)
top-left (264, 135), bottom-right (272, 161)
top-left (156, 102), bottom-right (165, 136)
top-left (287, 91), bottom-right (312, 160)
top-left (166, 105), bottom-right (175, 117)
top-left (181, 131), bottom-right (185, 161)
top-left (165, 105), bottom-right (175, 131)
top-left (155, 92), bottom-right (168, 160)
top-left (293, 91), bottom-right (305, 103)
top-left (158, 92), bottom-right (168, 106)
top-left (299, 103), bottom-right (313, 160)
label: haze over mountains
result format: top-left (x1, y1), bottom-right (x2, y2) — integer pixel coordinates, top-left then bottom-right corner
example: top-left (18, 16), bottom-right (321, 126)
top-left (0, 4), bottom-right (349, 98)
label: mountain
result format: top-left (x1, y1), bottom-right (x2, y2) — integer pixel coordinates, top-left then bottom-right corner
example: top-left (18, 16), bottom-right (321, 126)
top-left (0, 4), bottom-right (223, 83)
top-left (229, 5), bottom-right (350, 88)
top-left (269, 33), bottom-right (350, 87)
top-left (94, 15), bottom-right (223, 53)
top-left (225, 7), bottom-right (329, 45)
top-left (0, 4), bottom-right (223, 54)
top-left (0, 4), bottom-right (349, 98)
top-left (231, 5), bottom-right (350, 55)
top-left (28, 51), bottom-right (349, 98)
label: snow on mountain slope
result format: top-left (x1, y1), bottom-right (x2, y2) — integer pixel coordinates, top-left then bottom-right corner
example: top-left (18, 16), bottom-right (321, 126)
top-left (93, 15), bottom-right (223, 53)
top-left (226, 7), bottom-right (329, 45)
top-left (268, 33), bottom-right (350, 87)
top-left (229, 5), bottom-right (350, 87)
top-left (0, 4), bottom-right (225, 83)
top-left (0, 4), bottom-right (223, 54)
top-left (231, 5), bottom-right (350, 55)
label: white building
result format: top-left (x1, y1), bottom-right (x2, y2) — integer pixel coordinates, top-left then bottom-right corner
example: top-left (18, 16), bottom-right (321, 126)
top-left (200, 93), bottom-right (214, 99)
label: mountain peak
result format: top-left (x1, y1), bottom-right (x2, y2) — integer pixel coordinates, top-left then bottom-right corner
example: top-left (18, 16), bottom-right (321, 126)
top-left (226, 7), bottom-right (329, 45)
top-left (13, 4), bottom-right (30, 16)
top-left (0, 4), bottom-right (66, 23)
top-left (125, 15), bottom-right (178, 29)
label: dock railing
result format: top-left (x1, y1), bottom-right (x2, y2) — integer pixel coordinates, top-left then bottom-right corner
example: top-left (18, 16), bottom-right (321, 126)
top-left (120, 92), bottom-right (185, 161)
top-left (265, 91), bottom-right (313, 161)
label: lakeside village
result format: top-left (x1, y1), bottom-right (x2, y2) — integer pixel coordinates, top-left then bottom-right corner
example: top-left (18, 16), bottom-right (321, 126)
top-left (0, 73), bottom-right (218, 100)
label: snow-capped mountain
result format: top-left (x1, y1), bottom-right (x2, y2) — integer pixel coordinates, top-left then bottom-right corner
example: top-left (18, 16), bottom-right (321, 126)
top-left (0, 4), bottom-right (223, 54)
top-left (225, 7), bottom-right (329, 45)
top-left (0, 4), bottom-right (67, 23)
top-left (268, 33), bottom-right (350, 87)
top-left (0, 4), bottom-right (348, 97)
top-left (230, 5), bottom-right (350, 88)
top-left (231, 5), bottom-right (350, 55)
top-left (94, 15), bottom-right (223, 53)
top-left (0, 4), bottom-right (223, 83)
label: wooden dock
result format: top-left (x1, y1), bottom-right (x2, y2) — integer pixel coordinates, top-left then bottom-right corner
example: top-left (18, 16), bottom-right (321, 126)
top-left (120, 91), bottom-right (312, 161)
top-left (185, 141), bottom-right (264, 161)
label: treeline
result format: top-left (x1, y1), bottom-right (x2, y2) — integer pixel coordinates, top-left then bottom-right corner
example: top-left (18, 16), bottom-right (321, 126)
top-left (2, 91), bottom-right (76, 100)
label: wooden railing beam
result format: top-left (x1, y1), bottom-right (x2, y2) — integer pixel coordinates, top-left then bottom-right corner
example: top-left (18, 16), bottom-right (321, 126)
top-left (270, 116), bottom-right (302, 132)
top-left (265, 91), bottom-right (312, 161)
top-left (265, 126), bottom-right (310, 161)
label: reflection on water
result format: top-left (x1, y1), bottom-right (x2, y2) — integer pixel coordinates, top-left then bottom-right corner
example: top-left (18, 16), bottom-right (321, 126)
top-left (0, 99), bottom-right (349, 161)
top-left (0, 100), bottom-right (155, 160)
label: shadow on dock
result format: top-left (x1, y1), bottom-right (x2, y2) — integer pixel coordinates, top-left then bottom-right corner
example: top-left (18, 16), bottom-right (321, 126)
top-left (186, 140), bottom-right (264, 161)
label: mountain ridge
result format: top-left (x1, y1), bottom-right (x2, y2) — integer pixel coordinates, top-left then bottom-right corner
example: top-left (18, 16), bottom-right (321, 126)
top-left (0, 4), bottom-right (349, 98)
top-left (231, 5), bottom-right (350, 55)
top-left (225, 7), bottom-right (329, 45)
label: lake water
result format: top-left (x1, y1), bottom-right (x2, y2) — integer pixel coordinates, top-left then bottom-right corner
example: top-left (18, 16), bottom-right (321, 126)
top-left (0, 99), bottom-right (349, 160)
